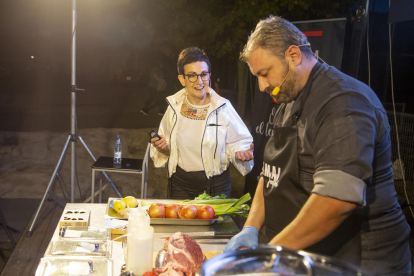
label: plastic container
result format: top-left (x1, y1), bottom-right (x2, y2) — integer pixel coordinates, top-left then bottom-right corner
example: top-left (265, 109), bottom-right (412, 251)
top-left (114, 135), bottom-right (122, 164)
top-left (35, 257), bottom-right (113, 276)
top-left (126, 203), bottom-right (154, 275)
top-left (45, 240), bottom-right (111, 258)
top-left (59, 226), bottom-right (110, 241)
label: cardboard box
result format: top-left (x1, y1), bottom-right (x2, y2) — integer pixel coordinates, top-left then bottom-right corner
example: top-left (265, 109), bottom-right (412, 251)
top-left (110, 227), bottom-right (128, 235)
top-left (110, 226), bottom-right (128, 241)
top-left (59, 209), bottom-right (90, 229)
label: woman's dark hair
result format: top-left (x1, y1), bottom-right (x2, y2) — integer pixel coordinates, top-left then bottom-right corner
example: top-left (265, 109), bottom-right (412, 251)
top-left (177, 47), bottom-right (211, 75)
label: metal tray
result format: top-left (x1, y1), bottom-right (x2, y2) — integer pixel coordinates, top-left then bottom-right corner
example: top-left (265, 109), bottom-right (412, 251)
top-left (104, 198), bottom-right (219, 226)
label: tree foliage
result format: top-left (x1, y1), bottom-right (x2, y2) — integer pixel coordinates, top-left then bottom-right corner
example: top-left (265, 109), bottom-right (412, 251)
top-left (142, 0), bottom-right (355, 61)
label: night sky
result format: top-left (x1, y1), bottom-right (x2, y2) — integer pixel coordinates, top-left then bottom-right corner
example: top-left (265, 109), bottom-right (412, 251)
top-left (0, 0), bottom-right (413, 132)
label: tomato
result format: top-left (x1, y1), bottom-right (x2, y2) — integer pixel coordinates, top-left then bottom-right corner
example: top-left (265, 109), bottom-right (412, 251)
top-left (143, 272), bottom-right (157, 276)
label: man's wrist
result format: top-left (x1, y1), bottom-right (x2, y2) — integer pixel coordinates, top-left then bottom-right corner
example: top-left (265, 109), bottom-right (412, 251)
top-left (243, 226), bottom-right (259, 234)
top-left (242, 223), bottom-right (260, 233)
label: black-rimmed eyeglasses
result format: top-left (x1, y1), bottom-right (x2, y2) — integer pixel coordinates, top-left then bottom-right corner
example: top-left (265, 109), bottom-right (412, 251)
top-left (183, 72), bottom-right (211, 83)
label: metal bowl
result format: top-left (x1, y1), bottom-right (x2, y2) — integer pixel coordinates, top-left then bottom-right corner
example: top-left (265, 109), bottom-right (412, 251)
top-left (197, 245), bottom-right (371, 276)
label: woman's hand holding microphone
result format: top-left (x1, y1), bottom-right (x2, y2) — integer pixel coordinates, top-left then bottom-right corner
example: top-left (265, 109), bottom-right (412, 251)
top-left (151, 135), bottom-right (170, 156)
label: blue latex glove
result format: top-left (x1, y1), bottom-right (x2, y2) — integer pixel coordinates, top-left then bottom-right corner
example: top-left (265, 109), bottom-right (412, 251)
top-left (224, 226), bottom-right (259, 252)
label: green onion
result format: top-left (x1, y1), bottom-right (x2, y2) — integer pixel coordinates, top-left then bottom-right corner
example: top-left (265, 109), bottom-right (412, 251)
top-left (172, 199), bottom-right (238, 205)
top-left (194, 191), bottom-right (227, 200)
top-left (173, 193), bottom-right (251, 217)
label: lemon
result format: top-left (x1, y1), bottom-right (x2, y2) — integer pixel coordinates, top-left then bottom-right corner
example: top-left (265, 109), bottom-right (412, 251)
top-left (122, 196), bottom-right (138, 208)
top-left (113, 199), bottom-right (126, 212)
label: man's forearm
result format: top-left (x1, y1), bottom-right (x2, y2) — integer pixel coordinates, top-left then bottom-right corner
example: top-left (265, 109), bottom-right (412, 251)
top-left (269, 193), bottom-right (357, 250)
top-left (244, 177), bottom-right (265, 231)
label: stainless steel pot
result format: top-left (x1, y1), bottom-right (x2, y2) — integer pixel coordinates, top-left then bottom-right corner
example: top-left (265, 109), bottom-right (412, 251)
top-left (197, 245), bottom-right (371, 276)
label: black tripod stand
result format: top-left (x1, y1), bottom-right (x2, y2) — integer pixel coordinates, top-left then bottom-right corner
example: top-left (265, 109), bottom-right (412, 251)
top-left (26, 0), bottom-right (122, 236)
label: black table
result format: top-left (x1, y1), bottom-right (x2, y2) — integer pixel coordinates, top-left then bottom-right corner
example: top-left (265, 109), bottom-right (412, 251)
top-left (91, 153), bottom-right (149, 203)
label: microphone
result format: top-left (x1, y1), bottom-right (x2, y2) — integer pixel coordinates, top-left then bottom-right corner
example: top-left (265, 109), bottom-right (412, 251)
top-left (272, 64), bottom-right (291, 96)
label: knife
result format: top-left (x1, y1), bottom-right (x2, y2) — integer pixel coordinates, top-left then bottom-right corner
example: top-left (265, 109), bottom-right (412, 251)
top-left (194, 239), bottom-right (230, 244)
top-left (159, 234), bottom-right (235, 239)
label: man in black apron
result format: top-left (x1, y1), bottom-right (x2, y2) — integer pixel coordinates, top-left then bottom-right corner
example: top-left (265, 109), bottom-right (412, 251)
top-left (224, 16), bottom-right (411, 275)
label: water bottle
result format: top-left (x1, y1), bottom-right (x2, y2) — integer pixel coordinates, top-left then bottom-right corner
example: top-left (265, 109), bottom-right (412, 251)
top-left (114, 135), bottom-right (122, 164)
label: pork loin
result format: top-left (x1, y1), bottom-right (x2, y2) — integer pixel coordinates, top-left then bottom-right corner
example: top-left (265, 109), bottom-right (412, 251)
top-left (156, 232), bottom-right (205, 276)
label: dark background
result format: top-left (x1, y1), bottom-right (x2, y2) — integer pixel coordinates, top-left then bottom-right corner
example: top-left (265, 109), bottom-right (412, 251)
top-left (0, 2), bottom-right (413, 273)
top-left (0, 0), bottom-right (413, 132)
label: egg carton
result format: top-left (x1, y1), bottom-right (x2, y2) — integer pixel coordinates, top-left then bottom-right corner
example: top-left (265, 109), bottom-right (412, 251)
top-left (58, 209), bottom-right (90, 229)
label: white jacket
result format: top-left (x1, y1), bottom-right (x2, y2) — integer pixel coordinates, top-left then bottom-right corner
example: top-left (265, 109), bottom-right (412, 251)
top-left (150, 88), bottom-right (254, 178)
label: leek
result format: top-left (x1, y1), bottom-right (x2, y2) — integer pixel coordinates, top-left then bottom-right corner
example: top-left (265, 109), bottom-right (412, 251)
top-left (173, 193), bottom-right (251, 217)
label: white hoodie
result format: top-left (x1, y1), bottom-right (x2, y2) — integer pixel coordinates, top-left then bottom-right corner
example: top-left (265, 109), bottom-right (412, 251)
top-left (150, 88), bottom-right (254, 178)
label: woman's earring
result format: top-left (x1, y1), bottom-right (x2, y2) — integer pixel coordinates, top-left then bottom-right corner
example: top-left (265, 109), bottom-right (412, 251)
top-left (207, 79), bottom-right (211, 93)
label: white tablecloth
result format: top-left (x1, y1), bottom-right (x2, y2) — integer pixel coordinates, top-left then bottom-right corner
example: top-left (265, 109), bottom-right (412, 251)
top-left (47, 203), bottom-right (239, 275)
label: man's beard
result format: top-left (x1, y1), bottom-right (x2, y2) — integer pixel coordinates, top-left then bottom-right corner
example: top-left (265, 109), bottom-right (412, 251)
top-left (267, 63), bottom-right (300, 104)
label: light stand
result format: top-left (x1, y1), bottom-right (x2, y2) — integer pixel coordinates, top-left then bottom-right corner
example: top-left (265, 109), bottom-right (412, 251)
top-left (26, 0), bottom-right (122, 236)
top-left (348, 0), bottom-right (369, 78)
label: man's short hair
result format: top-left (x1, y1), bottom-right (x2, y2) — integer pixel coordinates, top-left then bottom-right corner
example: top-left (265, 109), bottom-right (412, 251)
top-left (177, 47), bottom-right (211, 75)
top-left (240, 16), bottom-right (313, 62)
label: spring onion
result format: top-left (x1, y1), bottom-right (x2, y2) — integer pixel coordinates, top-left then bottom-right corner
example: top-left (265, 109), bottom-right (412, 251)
top-left (173, 193), bottom-right (251, 218)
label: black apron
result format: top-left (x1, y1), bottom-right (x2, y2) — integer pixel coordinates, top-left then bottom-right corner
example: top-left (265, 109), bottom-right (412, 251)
top-left (262, 62), bottom-right (362, 266)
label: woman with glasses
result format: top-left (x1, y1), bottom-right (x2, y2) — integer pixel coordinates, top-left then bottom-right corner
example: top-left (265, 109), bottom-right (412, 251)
top-left (150, 47), bottom-right (254, 199)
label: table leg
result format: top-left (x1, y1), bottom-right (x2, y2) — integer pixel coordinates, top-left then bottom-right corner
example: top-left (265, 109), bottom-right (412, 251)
top-left (141, 167), bottom-right (147, 199)
top-left (91, 169), bottom-right (95, 203)
top-left (140, 176), bottom-right (143, 199)
top-left (145, 172), bottom-right (148, 199)
top-left (99, 178), bottom-right (102, 203)
top-left (144, 177), bottom-right (147, 199)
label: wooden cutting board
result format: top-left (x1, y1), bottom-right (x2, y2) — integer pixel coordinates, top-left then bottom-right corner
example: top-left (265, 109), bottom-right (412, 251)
top-left (203, 251), bottom-right (223, 259)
